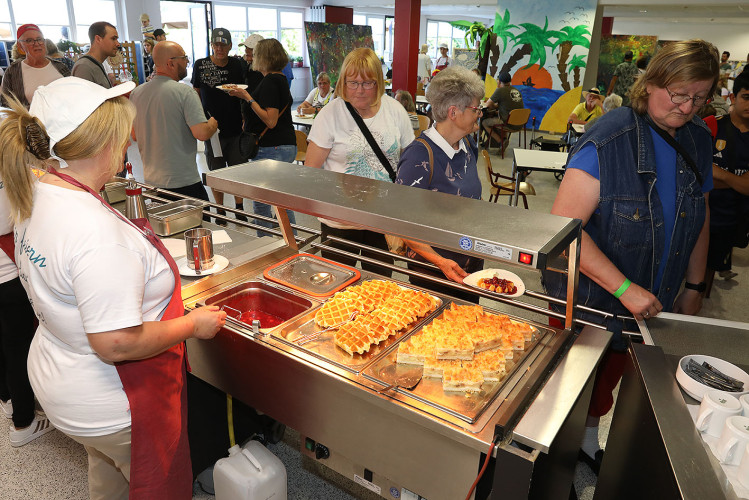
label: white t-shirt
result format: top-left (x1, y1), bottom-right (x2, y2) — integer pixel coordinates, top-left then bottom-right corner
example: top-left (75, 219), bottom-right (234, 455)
top-left (308, 95), bottom-right (413, 229)
top-left (17, 182), bottom-right (174, 437)
top-left (304, 87), bottom-right (332, 107)
top-left (0, 176), bottom-right (17, 284)
top-left (21, 60), bottom-right (64, 104)
top-left (417, 53), bottom-right (433, 79)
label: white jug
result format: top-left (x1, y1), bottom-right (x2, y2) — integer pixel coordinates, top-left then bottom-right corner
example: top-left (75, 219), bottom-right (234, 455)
top-left (213, 441), bottom-right (287, 500)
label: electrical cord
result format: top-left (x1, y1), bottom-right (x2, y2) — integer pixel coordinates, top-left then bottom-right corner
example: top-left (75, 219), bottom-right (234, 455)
top-left (464, 437), bottom-right (499, 500)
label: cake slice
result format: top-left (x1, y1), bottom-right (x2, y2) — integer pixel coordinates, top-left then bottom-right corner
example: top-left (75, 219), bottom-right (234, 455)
top-left (442, 365), bottom-right (484, 393)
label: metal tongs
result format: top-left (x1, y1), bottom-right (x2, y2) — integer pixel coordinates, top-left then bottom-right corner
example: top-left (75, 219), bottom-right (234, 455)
top-left (220, 305), bottom-right (263, 335)
top-left (684, 359), bottom-right (745, 392)
top-left (296, 311), bottom-right (358, 346)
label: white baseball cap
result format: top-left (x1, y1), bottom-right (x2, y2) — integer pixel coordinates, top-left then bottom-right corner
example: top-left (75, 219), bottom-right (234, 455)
top-left (29, 77), bottom-right (135, 167)
top-left (240, 33), bottom-right (264, 50)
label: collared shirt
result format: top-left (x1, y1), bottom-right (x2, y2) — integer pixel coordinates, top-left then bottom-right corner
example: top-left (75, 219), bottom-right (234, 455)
top-left (424, 125), bottom-right (468, 159)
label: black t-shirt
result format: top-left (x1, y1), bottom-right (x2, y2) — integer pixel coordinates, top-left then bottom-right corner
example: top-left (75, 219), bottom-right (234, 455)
top-left (191, 56), bottom-right (245, 136)
top-left (243, 73), bottom-right (295, 147)
top-left (710, 115), bottom-right (749, 227)
top-left (245, 68), bottom-right (264, 94)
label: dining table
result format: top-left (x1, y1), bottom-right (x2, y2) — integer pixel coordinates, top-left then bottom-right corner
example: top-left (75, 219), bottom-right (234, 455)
top-left (510, 148), bottom-right (568, 206)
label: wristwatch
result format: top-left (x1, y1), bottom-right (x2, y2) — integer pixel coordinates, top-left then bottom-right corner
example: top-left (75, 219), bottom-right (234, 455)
top-left (684, 281), bottom-right (706, 293)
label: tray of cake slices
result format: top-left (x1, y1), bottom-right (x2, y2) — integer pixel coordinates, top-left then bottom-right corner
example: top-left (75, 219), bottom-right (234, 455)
top-left (272, 279), bottom-right (444, 374)
top-left (362, 303), bottom-right (553, 424)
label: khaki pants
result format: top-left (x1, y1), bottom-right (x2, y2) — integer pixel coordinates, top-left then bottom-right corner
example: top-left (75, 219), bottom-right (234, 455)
top-left (69, 427), bottom-right (131, 500)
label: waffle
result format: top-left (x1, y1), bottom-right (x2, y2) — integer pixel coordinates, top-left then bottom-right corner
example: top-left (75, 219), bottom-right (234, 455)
top-left (442, 365), bottom-right (484, 392)
top-left (314, 291), bottom-right (363, 328)
top-left (334, 321), bottom-right (379, 356)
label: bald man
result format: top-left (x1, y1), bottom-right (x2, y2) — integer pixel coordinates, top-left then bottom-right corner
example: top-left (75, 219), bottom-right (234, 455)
top-left (130, 41), bottom-right (217, 200)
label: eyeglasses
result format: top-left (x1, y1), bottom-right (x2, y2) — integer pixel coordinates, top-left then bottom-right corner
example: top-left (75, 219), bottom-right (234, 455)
top-left (170, 55), bottom-right (190, 63)
top-left (665, 87), bottom-right (711, 107)
top-left (465, 105), bottom-right (483, 115)
top-left (20, 38), bottom-right (44, 46)
top-left (346, 80), bottom-right (376, 90)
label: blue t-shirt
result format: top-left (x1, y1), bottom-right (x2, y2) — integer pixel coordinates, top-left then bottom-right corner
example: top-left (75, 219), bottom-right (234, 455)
top-left (568, 129), bottom-right (712, 291)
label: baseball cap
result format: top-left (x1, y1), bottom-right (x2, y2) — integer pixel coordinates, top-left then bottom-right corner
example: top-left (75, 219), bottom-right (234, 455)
top-left (29, 77), bottom-right (135, 167)
top-left (239, 33), bottom-right (263, 50)
top-left (439, 42), bottom-right (448, 49)
top-left (498, 72), bottom-right (512, 84)
top-left (211, 28), bottom-right (231, 45)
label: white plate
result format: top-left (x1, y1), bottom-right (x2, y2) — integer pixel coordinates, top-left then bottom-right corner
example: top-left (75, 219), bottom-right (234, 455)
top-left (295, 114), bottom-right (314, 119)
top-left (216, 84), bottom-right (248, 91)
top-left (161, 238), bottom-right (186, 259)
top-left (675, 354), bottom-right (749, 401)
top-left (177, 255), bottom-right (229, 277)
top-left (463, 269), bottom-right (525, 298)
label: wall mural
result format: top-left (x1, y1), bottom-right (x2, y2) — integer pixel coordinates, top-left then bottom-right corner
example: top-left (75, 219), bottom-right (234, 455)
top-left (452, 48), bottom-right (480, 72)
top-left (304, 22), bottom-right (374, 88)
top-left (596, 35), bottom-right (657, 94)
top-left (477, 1), bottom-right (597, 132)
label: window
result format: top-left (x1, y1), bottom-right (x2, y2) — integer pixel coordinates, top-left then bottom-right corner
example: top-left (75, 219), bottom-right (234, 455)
top-left (353, 13), bottom-right (387, 60)
top-left (425, 20), bottom-right (468, 59)
top-left (72, 0), bottom-right (118, 43)
top-left (213, 4), bottom-right (304, 60)
top-left (11, 0), bottom-right (70, 42)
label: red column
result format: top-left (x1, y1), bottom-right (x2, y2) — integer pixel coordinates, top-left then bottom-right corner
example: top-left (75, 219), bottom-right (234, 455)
top-left (601, 17), bottom-right (613, 37)
top-left (325, 6), bottom-right (353, 24)
top-left (392, 0), bottom-right (421, 97)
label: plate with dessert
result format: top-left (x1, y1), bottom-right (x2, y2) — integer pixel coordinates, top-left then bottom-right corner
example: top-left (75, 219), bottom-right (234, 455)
top-left (216, 84), bottom-right (248, 91)
top-left (463, 269), bottom-right (525, 298)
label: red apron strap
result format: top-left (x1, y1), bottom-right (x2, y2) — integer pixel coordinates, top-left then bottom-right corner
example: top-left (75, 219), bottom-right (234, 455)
top-left (47, 168), bottom-right (193, 499)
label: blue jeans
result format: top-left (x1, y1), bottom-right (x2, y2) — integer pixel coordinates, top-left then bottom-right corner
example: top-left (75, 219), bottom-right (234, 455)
top-left (252, 144), bottom-right (297, 237)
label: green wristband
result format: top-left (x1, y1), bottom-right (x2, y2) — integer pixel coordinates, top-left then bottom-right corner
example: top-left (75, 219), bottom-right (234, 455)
top-left (613, 279), bottom-right (631, 299)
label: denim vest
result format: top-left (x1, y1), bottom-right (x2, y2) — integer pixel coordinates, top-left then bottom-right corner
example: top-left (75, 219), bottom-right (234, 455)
top-left (543, 107), bottom-right (711, 343)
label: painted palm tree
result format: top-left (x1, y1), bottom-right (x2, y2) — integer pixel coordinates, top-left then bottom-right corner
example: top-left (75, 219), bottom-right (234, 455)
top-left (554, 25), bottom-right (590, 91)
top-left (567, 54), bottom-right (587, 89)
top-left (489, 9), bottom-right (517, 77)
top-left (500, 17), bottom-right (561, 77)
top-left (450, 10), bottom-right (516, 79)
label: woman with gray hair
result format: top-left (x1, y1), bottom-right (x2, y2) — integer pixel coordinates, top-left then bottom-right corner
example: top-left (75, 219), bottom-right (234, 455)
top-left (395, 65), bottom-right (485, 301)
top-left (584, 93), bottom-right (623, 131)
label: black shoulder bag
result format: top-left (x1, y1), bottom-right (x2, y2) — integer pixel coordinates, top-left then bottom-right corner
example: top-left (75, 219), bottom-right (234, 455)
top-left (239, 101), bottom-right (289, 161)
top-left (643, 114), bottom-right (703, 186)
top-left (344, 101), bottom-right (397, 182)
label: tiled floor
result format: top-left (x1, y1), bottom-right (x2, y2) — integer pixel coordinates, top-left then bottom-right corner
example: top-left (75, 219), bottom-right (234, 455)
top-left (2, 140), bottom-right (746, 499)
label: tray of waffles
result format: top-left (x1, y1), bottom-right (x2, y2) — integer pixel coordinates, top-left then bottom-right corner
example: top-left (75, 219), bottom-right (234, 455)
top-left (272, 278), bottom-right (443, 373)
top-left (363, 302), bottom-right (552, 425)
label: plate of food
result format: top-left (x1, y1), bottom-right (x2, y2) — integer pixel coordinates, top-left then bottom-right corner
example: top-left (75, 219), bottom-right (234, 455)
top-left (295, 113), bottom-right (314, 119)
top-left (216, 84), bottom-right (247, 91)
top-left (463, 269), bottom-right (525, 298)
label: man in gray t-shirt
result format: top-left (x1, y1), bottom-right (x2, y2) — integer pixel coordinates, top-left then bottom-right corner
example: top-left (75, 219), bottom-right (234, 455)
top-left (130, 41), bottom-right (217, 200)
top-left (481, 72), bottom-right (524, 146)
top-left (72, 21), bottom-right (121, 88)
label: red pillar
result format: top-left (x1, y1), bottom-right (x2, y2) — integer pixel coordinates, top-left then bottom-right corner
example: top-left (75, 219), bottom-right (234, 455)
top-left (325, 6), bottom-right (353, 24)
top-left (392, 0), bottom-right (421, 98)
top-left (601, 17), bottom-right (613, 37)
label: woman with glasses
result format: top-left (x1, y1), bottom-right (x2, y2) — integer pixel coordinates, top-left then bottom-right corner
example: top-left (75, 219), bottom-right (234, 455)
top-left (1, 24), bottom-right (70, 108)
top-left (544, 39), bottom-right (719, 473)
top-left (395, 66), bottom-right (484, 301)
top-left (305, 47), bottom-right (413, 276)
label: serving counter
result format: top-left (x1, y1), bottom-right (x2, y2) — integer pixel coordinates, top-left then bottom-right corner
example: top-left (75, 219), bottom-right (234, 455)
top-left (175, 160), bottom-right (612, 500)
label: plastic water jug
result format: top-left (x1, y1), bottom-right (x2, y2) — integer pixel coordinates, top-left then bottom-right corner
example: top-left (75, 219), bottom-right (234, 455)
top-left (213, 441), bottom-right (287, 500)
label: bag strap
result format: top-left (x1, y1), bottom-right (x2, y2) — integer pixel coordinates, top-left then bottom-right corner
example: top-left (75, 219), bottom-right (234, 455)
top-left (643, 114), bottom-right (703, 186)
top-left (344, 100), bottom-right (396, 182)
top-left (257, 102), bottom-right (290, 139)
top-left (82, 55), bottom-right (112, 88)
top-left (414, 137), bottom-right (434, 186)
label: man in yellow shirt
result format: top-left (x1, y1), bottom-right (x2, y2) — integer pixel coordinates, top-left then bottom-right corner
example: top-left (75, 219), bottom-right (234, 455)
top-left (569, 87), bottom-right (603, 124)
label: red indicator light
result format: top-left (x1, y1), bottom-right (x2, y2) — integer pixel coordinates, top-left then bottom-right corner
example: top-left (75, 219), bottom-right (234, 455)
top-left (518, 252), bottom-right (533, 265)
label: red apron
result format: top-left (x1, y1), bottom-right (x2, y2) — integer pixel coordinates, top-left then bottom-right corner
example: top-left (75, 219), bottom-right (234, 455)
top-left (0, 232), bottom-right (15, 264)
top-left (48, 169), bottom-right (192, 499)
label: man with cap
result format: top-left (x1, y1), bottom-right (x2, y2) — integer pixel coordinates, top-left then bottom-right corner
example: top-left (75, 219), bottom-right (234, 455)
top-left (569, 88), bottom-right (603, 125)
top-left (153, 29), bottom-right (166, 42)
top-left (191, 27), bottom-right (246, 222)
top-left (72, 21), bottom-right (120, 89)
top-left (131, 41), bottom-right (218, 201)
top-left (607, 50), bottom-right (637, 105)
top-left (239, 33), bottom-right (264, 93)
top-left (481, 71), bottom-right (524, 146)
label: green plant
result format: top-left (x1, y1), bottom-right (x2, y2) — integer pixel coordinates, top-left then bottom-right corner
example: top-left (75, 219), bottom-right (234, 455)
top-left (57, 39), bottom-right (81, 54)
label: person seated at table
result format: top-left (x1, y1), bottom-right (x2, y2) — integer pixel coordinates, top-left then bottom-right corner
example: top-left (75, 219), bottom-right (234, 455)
top-left (584, 93), bottom-right (623, 131)
top-left (395, 89), bottom-right (419, 130)
top-left (569, 88), bottom-right (604, 125)
top-left (396, 66), bottom-right (484, 302)
top-left (481, 71), bottom-right (524, 147)
top-left (297, 72), bottom-right (332, 115)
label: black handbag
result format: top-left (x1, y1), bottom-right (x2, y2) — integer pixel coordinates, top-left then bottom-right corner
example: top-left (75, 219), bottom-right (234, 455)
top-left (238, 101), bottom-right (289, 161)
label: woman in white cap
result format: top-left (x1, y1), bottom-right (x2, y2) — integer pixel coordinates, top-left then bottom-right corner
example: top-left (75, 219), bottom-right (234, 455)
top-left (433, 42), bottom-right (450, 75)
top-left (239, 33), bottom-right (264, 92)
top-left (0, 77), bottom-right (226, 499)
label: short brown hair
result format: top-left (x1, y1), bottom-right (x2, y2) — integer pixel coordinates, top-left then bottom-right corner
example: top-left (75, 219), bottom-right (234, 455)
top-left (629, 39), bottom-right (719, 115)
top-left (333, 48), bottom-right (384, 106)
top-left (253, 39), bottom-right (289, 73)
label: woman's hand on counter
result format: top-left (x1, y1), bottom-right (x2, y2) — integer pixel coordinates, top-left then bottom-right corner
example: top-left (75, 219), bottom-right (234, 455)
top-left (619, 282), bottom-right (662, 320)
top-left (187, 306), bottom-right (227, 339)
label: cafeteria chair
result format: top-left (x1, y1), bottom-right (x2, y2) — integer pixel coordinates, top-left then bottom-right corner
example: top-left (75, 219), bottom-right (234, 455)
top-left (295, 130), bottom-right (308, 164)
top-left (415, 115), bottom-right (431, 137)
top-left (481, 150), bottom-right (534, 209)
top-left (489, 108), bottom-right (531, 159)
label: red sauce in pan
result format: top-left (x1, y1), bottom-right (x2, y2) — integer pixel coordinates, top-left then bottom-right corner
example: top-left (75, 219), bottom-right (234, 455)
top-left (237, 310), bottom-right (285, 328)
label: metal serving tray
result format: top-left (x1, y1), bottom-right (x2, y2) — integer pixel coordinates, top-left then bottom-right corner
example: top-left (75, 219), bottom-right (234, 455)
top-left (102, 181), bottom-right (127, 204)
top-left (363, 306), bottom-right (554, 426)
top-left (147, 199), bottom-right (205, 236)
top-left (273, 281), bottom-right (444, 374)
top-left (199, 280), bottom-right (319, 334)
